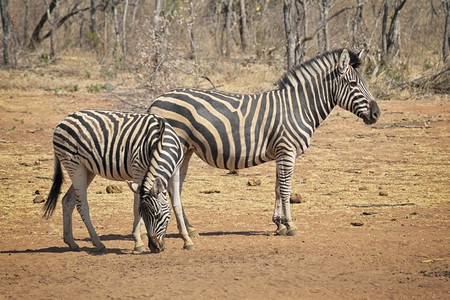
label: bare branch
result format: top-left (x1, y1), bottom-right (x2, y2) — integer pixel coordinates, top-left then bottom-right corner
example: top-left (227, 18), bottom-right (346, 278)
top-left (301, 0), bottom-right (368, 44)
top-left (42, 5), bottom-right (89, 41)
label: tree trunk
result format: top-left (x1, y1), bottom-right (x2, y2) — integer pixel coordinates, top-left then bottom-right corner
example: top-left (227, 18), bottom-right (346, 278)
top-left (387, 14), bottom-right (400, 58)
top-left (79, 17), bottom-right (84, 48)
top-left (188, 0), bottom-right (197, 61)
top-left (283, 0), bottom-right (295, 70)
top-left (0, 0), bottom-right (10, 65)
top-left (112, 0), bottom-right (120, 62)
top-left (352, 0), bottom-right (365, 49)
top-left (239, 0), bottom-right (249, 52)
top-left (214, 0), bottom-right (223, 56)
top-left (90, 0), bottom-right (96, 34)
top-left (381, 0), bottom-right (407, 62)
top-left (154, 0), bottom-right (162, 37)
top-left (131, 0), bottom-right (140, 35)
top-left (225, 0), bottom-right (233, 57)
top-left (295, 0), bottom-right (307, 64)
top-left (23, 0), bottom-right (30, 46)
top-left (381, 0), bottom-right (388, 57)
top-left (443, 0), bottom-right (450, 63)
top-left (316, 0), bottom-right (331, 52)
top-left (122, 0), bottom-right (129, 62)
top-left (29, 0), bottom-right (56, 50)
top-left (45, 0), bottom-right (59, 59)
top-left (103, 1), bottom-right (108, 56)
top-left (284, 0), bottom-right (309, 70)
top-left (321, 0), bottom-right (330, 51)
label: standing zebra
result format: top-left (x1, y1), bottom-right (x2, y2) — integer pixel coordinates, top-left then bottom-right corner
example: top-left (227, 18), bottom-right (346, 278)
top-left (147, 49), bottom-right (380, 243)
top-left (43, 110), bottom-right (193, 253)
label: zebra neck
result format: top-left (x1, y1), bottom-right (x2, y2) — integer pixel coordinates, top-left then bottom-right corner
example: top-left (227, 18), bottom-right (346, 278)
top-left (282, 78), bottom-right (335, 130)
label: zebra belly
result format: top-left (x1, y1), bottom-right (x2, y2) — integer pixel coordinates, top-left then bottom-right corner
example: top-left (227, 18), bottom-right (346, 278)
top-left (150, 100), bottom-right (275, 170)
top-left (56, 149), bottom-right (136, 182)
top-left (166, 121), bottom-right (274, 170)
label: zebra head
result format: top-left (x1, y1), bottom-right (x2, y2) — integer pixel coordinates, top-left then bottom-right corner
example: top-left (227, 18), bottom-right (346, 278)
top-left (334, 49), bottom-right (380, 125)
top-left (130, 176), bottom-right (171, 253)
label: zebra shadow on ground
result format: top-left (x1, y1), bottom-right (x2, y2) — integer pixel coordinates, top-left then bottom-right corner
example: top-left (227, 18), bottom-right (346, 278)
top-left (193, 230), bottom-right (270, 237)
top-left (0, 246), bottom-right (129, 255)
top-left (0, 234), bottom-right (136, 255)
top-left (0, 231), bottom-right (270, 255)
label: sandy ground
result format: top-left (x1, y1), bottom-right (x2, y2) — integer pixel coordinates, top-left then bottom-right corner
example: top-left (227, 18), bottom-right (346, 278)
top-left (0, 91), bottom-right (449, 299)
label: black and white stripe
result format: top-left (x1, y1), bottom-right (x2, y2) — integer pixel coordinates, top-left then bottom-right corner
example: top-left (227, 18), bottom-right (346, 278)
top-left (44, 110), bottom-right (191, 253)
top-left (148, 49), bottom-right (380, 240)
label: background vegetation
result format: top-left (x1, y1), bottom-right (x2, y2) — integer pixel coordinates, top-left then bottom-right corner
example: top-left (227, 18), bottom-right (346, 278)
top-left (0, 0), bottom-right (448, 103)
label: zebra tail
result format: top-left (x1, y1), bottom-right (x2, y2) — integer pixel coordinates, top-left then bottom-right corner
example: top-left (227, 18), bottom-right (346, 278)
top-left (157, 116), bottom-right (166, 142)
top-left (43, 155), bottom-right (64, 219)
top-left (151, 116), bottom-right (166, 153)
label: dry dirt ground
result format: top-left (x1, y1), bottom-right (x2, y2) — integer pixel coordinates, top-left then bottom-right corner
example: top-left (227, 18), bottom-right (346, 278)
top-left (0, 91), bottom-right (449, 299)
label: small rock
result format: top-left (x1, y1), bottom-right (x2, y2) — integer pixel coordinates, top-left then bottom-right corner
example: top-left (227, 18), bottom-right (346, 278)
top-left (200, 190), bottom-right (220, 194)
top-left (247, 178), bottom-right (261, 186)
top-left (362, 211), bottom-right (377, 216)
top-left (351, 221), bottom-right (364, 226)
top-left (34, 190), bottom-right (41, 195)
top-left (226, 170), bottom-right (239, 175)
top-left (290, 193), bottom-right (302, 204)
top-left (379, 191), bottom-right (388, 196)
top-left (33, 195), bottom-right (45, 203)
top-left (106, 185), bottom-right (122, 194)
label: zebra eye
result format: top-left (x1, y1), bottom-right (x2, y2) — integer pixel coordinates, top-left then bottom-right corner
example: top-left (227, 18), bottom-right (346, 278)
top-left (349, 81), bottom-right (358, 87)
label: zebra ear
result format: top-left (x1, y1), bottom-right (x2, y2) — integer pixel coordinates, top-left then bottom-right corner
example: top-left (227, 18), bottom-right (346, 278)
top-left (338, 49), bottom-right (350, 74)
top-left (151, 177), bottom-right (165, 196)
top-left (357, 49), bottom-right (364, 59)
top-left (126, 181), bottom-right (140, 194)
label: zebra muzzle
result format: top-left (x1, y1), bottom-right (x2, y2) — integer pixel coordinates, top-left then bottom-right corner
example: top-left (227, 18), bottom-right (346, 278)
top-left (149, 235), bottom-right (165, 253)
top-left (362, 100), bottom-right (380, 125)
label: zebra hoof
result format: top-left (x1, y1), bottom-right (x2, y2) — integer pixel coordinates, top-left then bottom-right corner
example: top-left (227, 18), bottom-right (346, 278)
top-left (96, 245), bottom-right (107, 253)
top-left (188, 228), bottom-right (199, 238)
top-left (67, 244), bottom-right (80, 251)
top-left (183, 244), bottom-right (195, 251)
top-left (134, 245), bottom-right (146, 253)
top-left (287, 229), bottom-right (299, 236)
top-left (275, 227), bottom-right (287, 236)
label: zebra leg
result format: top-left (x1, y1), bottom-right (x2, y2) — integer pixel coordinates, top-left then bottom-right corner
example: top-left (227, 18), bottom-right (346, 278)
top-left (62, 185), bottom-right (79, 250)
top-left (71, 168), bottom-right (106, 252)
top-left (139, 218), bottom-right (147, 239)
top-left (178, 150), bottom-right (198, 237)
top-left (273, 153), bottom-right (299, 236)
top-left (132, 192), bottom-right (146, 253)
top-left (273, 175), bottom-right (288, 236)
top-left (169, 168), bottom-right (195, 250)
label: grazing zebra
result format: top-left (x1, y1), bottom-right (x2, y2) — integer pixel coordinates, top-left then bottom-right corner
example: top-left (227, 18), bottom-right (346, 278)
top-left (147, 49), bottom-right (380, 244)
top-left (43, 110), bottom-right (193, 253)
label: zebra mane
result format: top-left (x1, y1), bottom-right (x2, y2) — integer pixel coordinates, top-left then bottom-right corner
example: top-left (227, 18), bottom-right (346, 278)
top-left (277, 49), bottom-right (361, 89)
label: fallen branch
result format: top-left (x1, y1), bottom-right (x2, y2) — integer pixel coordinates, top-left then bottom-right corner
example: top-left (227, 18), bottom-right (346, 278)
top-left (346, 203), bottom-right (416, 208)
top-left (409, 66), bottom-right (450, 93)
top-left (36, 176), bottom-right (53, 180)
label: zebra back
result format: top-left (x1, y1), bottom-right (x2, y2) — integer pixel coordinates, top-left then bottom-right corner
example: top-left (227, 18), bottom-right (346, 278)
top-left (53, 110), bottom-right (182, 182)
